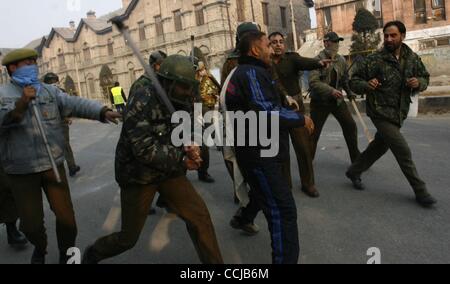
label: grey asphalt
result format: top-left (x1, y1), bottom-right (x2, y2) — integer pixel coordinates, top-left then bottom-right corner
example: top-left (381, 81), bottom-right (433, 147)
top-left (1, 114), bottom-right (450, 264)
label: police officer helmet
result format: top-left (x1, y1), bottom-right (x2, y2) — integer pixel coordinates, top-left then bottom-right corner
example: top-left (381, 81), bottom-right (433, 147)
top-left (157, 55), bottom-right (199, 110)
top-left (43, 72), bottom-right (60, 84)
top-left (150, 50), bottom-right (167, 67)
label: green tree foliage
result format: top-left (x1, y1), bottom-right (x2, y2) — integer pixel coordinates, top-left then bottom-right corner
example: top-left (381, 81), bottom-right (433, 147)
top-left (350, 8), bottom-right (381, 59)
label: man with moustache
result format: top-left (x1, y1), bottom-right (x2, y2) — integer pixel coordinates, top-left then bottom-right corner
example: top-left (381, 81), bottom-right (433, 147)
top-left (347, 21), bottom-right (436, 208)
top-left (269, 32), bottom-right (331, 198)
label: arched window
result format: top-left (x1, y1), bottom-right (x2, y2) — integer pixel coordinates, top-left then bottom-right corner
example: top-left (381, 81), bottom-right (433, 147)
top-left (83, 42), bottom-right (91, 61)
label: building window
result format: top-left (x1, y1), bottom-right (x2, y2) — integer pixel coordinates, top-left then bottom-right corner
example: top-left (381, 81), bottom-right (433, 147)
top-left (58, 53), bottom-right (65, 68)
top-left (373, 0), bottom-right (383, 28)
top-left (436, 36), bottom-right (450, 46)
top-left (195, 3), bottom-right (205, 26)
top-left (88, 77), bottom-right (95, 94)
top-left (414, 0), bottom-right (427, 24)
top-left (420, 39), bottom-right (436, 50)
top-left (138, 21), bottom-right (146, 41)
top-left (280, 6), bottom-right (287, 28)
top-left (236, 0), bottom-right (245, 22)
top-left (355, 1), bottom-right (364, 12)
top-left (107, 40), bottom-right (114, 56)
top-left (262, 2), bottom-right (269, 26)
top-left (174, 10), bottom-right (182, 31)
top-left (324, 7), bottom-right (332, 29)
top-left (431, 0), bottom-right (446, 21)
top-left (155, 15), bottom-right (164, 36)
top-left (83, 43), bottom-right (91, 62)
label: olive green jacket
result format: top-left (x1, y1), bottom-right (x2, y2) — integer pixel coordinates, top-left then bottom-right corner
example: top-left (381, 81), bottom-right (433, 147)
top-left (350, 44), bottom-right (429, 126)
top-left (309, 50), bottom-right (353, 106)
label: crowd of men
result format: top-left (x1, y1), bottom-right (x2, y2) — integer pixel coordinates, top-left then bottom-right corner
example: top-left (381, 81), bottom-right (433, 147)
top-left (0, 19), bottom-right (437, 264)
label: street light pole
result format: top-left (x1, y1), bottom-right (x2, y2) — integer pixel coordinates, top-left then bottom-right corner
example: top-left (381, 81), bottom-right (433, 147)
top-left (250, 0), bottom-right (256, 22)
top-left (290, 0), bottom-right (299, 51)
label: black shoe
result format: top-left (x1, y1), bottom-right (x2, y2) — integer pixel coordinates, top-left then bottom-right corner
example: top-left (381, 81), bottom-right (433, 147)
top-left (81, 245), bottom-right (99, 264)
top-left (69, 166), bottom-right (81, 177)
top-left (301, 186), bottom-right (320, 198)
top-left (346, 171), bottom-right (365, 190)
top-left (416, 194), bottom-right (437, 208)
top-left (199, 172), bottom-right (215, 183)
top-left (230, 217), bottom-right (260, 236)
top-left (31, 248), bottom-right (46, 264)
top-left (6, 222), bottom-right (28, 246)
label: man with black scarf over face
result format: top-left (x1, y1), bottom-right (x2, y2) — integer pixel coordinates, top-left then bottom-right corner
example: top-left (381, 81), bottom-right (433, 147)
top-left (309, 32), bottom-right (361, 165)
top-left (82, 55), bottom-right (223, 264)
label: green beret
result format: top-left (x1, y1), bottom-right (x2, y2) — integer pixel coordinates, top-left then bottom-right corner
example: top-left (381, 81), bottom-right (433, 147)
top-left (2, 49), bottom-right (38, 66)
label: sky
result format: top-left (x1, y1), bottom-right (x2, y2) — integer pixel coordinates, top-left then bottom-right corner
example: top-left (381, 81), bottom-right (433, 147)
top-left (0, 0), bottom-right (318, 48)
top-left (0, 0), bottom-right (122, 48)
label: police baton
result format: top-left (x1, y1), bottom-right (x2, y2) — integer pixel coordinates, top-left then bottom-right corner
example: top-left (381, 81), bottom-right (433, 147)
top-left (111, 17), bottom-right (176, 114)
top-left (31, 99), bottom-right (62, 183)
top-left (350, 99), bottom-right (374, 143)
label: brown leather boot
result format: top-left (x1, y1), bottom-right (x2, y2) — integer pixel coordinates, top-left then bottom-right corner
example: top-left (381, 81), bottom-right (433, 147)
top-left (301, 186), bottom-right (320, 198)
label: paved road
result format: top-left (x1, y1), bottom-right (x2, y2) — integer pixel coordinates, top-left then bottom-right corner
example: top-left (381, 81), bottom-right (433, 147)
top-left (1, 114), bottom-right (450, 264)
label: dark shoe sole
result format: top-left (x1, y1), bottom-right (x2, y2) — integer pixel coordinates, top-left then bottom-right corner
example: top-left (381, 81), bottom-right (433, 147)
top-left (346, 171), bottom-right (365, 190)
top-left (230, 219), bottom-right (259, 236)
top-left (301, 188), bottom-right (320, 198)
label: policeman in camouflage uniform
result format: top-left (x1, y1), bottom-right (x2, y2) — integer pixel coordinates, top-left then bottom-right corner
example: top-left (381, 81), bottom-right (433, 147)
top-left (309, 32), bottom-right (361, 165)
top-left (150, 50), bottom-right (167, 72)
top-left (82, 55), bottom-right (223, 264)
top-left (221, 22), bottom-right (261, 86)
top-left (347, 21), bottom-right (437, 207)
top-left (270, 31), bottom-right (331, 198)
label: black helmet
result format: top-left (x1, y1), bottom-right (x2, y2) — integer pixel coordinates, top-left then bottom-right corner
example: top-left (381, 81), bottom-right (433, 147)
top-left (42, 72), bottom-right (59, 84)
top-left (150, 50), bottom-right (167, 67)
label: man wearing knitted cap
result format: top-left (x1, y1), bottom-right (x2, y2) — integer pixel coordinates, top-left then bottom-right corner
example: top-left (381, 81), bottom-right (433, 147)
top-left (0, 49), bottom-right (121, 264)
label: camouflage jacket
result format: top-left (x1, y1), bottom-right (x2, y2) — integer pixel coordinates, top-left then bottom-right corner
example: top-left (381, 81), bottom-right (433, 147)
top-left (115, 76), bottom-right (185, 186)
top-left (350, 44), bottom-right (429, 126)
top-left (309, 50), bottom-right (354, 106)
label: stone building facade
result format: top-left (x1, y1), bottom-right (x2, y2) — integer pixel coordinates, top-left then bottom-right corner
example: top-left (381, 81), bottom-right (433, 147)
top-left (29, 0), bottom-right (312, 103)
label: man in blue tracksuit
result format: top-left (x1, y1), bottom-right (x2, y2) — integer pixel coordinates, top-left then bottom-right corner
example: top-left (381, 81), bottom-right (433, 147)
top-left (225, 31), bottom-right (314, 264)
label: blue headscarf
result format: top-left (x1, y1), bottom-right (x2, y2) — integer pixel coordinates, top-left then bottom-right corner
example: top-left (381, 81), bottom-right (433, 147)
top-left (11, 65), bottom-right (41, 93)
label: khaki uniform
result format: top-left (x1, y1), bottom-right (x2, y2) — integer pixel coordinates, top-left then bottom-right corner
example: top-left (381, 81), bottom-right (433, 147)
top-left (272, 52), bottom-right (323, 189)
top-left (309, 50), bottom-right (360, 163)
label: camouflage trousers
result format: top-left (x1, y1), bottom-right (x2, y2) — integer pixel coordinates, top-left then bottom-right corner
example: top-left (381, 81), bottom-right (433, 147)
top-left (90, 175), bottom-right (224, 264)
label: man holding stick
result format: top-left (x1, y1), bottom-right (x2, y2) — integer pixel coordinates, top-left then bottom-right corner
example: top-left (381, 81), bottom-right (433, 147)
top-left (0, 49), bottom-right (121, 264)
